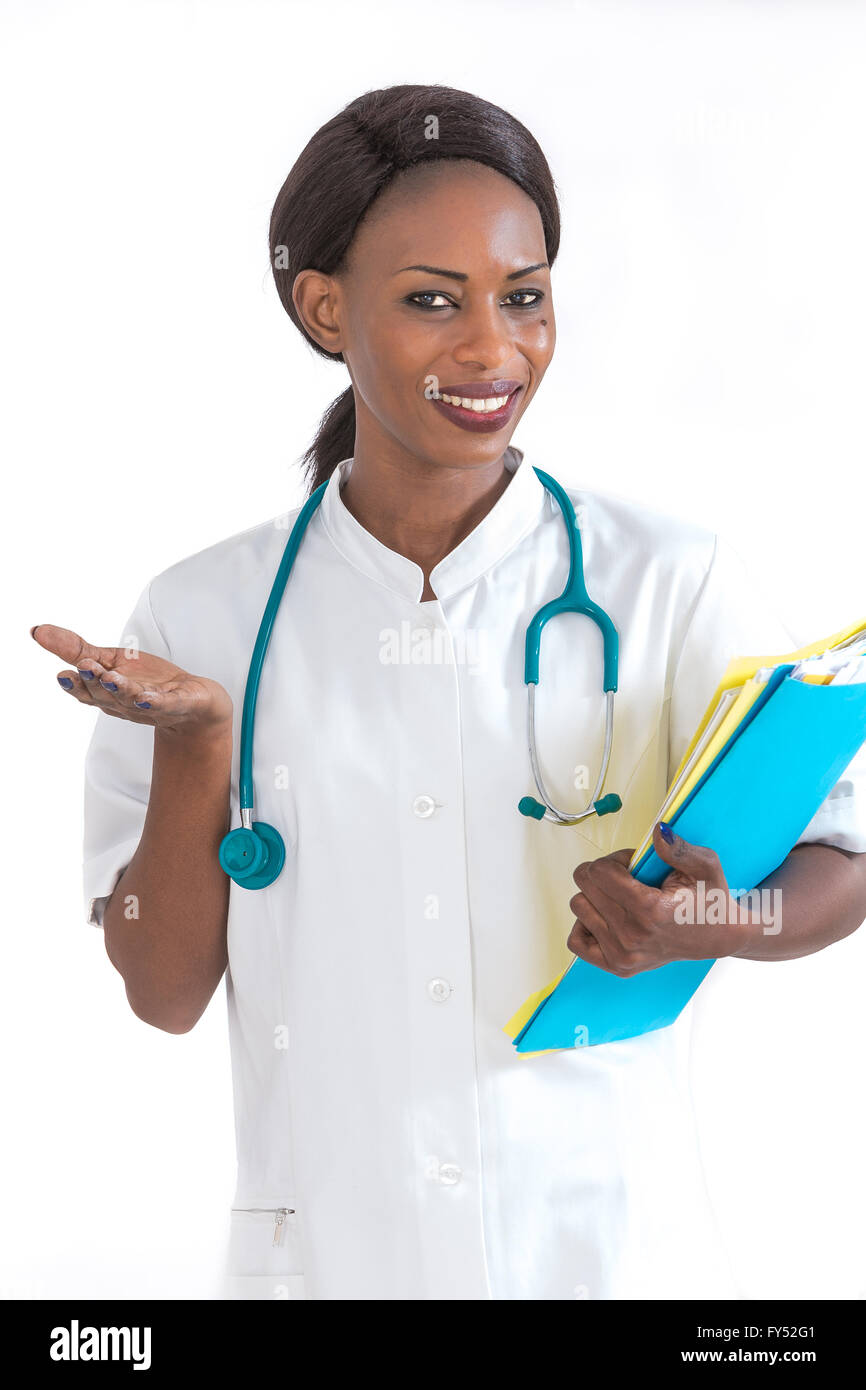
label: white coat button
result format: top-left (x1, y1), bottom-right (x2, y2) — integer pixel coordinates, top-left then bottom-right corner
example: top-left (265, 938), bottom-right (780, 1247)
top-left (427, 977), bottom-right (452, 1002)
top-left (413, 795), bottom-right (436, 818)
top-left (438, 1162), bottom-right (462, 1186)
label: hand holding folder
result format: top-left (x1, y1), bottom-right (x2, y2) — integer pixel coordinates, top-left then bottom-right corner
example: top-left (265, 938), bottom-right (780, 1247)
top-left (505, 616), bottom-right (866, 1055)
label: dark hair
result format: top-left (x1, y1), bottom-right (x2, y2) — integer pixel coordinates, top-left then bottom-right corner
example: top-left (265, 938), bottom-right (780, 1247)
top-left (269, 84), bottom-right (561, 493)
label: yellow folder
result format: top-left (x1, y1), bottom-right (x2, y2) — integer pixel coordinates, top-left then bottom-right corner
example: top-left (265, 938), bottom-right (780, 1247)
top-left (628, 616), bottom-right (866, 870)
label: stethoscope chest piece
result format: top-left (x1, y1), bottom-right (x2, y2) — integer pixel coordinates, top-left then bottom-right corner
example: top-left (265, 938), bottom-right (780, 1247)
top-left (219, 822), bottom-right (286, 889)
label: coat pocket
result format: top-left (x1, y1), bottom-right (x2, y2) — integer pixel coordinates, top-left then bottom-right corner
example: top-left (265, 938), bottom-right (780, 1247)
top-left (224, 1205), bottom-right (307, 1300)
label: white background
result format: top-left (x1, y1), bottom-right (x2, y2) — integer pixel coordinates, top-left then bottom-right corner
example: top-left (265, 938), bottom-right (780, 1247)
top-left (2, 0), bottom-right (865, 1298)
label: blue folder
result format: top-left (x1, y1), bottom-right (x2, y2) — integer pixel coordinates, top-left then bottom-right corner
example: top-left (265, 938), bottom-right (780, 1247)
top-left (511, 667), bottom-right (866, 1052)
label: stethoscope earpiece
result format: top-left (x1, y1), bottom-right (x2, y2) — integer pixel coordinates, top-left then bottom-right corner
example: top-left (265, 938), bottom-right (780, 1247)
top-left (219, 822), bottom-right (286, 890)
top-left (518, 792), bottom-right (622, 824)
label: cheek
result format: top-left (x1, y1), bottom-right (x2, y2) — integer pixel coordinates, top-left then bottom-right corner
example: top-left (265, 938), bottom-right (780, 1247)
top-left (519, 316), bottom-right (556, 362)
top-left (349, 314), bottom-right (432, 400)
top-left (349, 343), bottom-right (427, 435)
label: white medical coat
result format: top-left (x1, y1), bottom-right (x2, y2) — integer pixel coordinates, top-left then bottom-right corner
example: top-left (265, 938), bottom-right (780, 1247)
top-left (82, 447), bottom-right (866, 1300)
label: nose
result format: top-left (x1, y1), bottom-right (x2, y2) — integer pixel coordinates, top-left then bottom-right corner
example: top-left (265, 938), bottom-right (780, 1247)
top-left (450, 296), bottom-right (515, 370)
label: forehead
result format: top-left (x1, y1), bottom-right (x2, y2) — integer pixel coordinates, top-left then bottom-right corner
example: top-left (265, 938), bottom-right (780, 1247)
top-left (346, 160), bottom-right (547, 274)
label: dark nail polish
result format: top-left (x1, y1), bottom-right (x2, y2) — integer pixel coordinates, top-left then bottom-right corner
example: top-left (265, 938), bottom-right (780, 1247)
top-left (78, 669), bottom-right (94, 679)
top-left (57, 676), bottom-right (74, 689)
top-left (658, 821), bottom-right (675, 844)
top-left (135, 701), bottom-right (151, 709)
top-left (101, 680), bottom-right (118, 692)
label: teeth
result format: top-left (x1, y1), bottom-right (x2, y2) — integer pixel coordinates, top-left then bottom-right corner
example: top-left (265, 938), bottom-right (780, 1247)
top-left (436, 392), bottom-right (511, 413)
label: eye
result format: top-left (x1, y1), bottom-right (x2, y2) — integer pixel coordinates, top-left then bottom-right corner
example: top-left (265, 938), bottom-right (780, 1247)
top-left (405, 291), bottom-right (455, 311)
top-left (504, 290), bottom-right (545, 308)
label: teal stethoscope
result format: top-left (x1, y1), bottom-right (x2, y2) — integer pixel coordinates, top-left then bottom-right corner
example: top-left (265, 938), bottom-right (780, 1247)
top-left (218, 466), bottom-right (622, 889)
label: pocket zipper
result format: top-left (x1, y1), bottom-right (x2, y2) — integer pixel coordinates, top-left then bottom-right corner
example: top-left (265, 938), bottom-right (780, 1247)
top-left (233, 1206), bottom-right (296, 1246)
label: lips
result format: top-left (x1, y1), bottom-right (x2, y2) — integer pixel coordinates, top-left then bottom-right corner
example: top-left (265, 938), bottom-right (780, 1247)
top-left (436, 379), bottom-right (523, 400)
top-left (429, 379), bottom-right (524, 434)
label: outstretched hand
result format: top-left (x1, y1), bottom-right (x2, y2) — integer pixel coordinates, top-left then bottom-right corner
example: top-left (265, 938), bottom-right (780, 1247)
top-left (31, 624), bottom-right (233, 735)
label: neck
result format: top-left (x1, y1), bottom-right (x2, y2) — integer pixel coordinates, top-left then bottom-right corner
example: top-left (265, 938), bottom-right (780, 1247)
top-left (338, 438), bottom-right (514, 601)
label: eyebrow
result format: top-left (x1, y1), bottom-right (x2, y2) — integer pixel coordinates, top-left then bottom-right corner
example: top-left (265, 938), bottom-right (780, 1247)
top-left (394, 262), bottom-right (549, 282)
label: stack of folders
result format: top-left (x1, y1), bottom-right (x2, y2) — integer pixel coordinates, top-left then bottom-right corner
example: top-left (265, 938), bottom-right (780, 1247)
top-left (505, 615), bottom-right (866, 1055)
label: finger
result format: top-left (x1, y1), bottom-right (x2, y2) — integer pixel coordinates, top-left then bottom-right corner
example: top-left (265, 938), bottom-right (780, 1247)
top-left (566, 902), bottom-right (609, 967)
top-left (567, 923), bottom-right (607, 968)
top-left (569, 889), bottom-right (646, 976)
top-left (66, 656), bottom-right (128, 713)
top-left (105, 671), bottom-right (183, 718)
top-left (652, 821), bottom-right (727, 888)
top-left (568, 889), bottom-right (614, 952)
top-left (569, 887), bottom-right (610, 937)
top-left (606, 848), bottom-right (637, 867)
top-left (54, 654), bottom-right (159, 723)
top-left (88, 659), bottom-right (139, 704)
top-left (573, 856), bottom-right (649, 921)
top-left (55, 667), bottom-right (102, 705)
top-left (31, 624), bottom-right (120, 671)
top-left (88, 661), bottom-right (189, 722)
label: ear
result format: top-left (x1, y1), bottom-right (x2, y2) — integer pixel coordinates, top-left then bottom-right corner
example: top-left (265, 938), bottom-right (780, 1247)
top-left (292, 269), bottom-right (344, 354)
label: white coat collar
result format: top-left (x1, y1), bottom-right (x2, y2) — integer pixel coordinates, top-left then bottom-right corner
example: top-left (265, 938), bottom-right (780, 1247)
top-left (317, 445), bottom-right (547, 604)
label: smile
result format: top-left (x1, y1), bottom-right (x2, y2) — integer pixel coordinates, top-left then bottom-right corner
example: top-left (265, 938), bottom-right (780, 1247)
top-left (432, 392), bottom-right (513, 414)
top-left (428, 379), bottom-right (524, 434)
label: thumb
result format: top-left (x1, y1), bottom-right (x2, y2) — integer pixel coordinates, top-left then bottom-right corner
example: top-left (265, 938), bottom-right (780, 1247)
top-left (31, 624), bottom-right (118, 669)
top-left (652, 820), bottom-right (727, 889)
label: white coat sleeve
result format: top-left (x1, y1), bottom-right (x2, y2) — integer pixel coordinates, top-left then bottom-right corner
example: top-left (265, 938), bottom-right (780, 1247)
top-left (82, 581), bottom-right (171, 926)
top-left (668, 533), bottom-right (866, 854)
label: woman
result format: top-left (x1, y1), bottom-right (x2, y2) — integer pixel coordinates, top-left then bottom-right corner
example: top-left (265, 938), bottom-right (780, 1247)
top-left (34, 84), bottom-right (866, 1300)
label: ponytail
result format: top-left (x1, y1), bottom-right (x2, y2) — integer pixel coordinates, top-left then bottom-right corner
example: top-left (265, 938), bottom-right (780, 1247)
top-left (301, 386), bottom-right (356, 494)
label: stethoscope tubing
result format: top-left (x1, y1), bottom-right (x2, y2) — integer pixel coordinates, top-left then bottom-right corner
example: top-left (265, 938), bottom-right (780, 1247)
top-left (528, 686), bottom-right (616, 824)
top-left (221, 465), bottom-right (621, 888)
top-left (237, 481), bottom-right (329, 820)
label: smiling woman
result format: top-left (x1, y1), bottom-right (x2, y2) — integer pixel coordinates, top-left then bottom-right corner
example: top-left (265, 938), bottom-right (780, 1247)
top-left (269, 85), bottom-right (559, 502)
top-left (289, 154), bottom-right (556, 599)
top-left (42, 81), bottom-right (866, 1303)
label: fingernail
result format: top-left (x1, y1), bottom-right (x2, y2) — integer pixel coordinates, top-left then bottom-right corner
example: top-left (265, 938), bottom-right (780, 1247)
top-left (658, 821), bottom-right (675, 844)
top-left (135, 700), bottom-right (151, 709)
top-left (78, 669), bottom-right (94, 680)
top-left (57, 676), bottom-right (74, 689)
top-left (100, 679), bottom-right (118, 692)
top-left (30, 625), bottom-right (40, 638)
